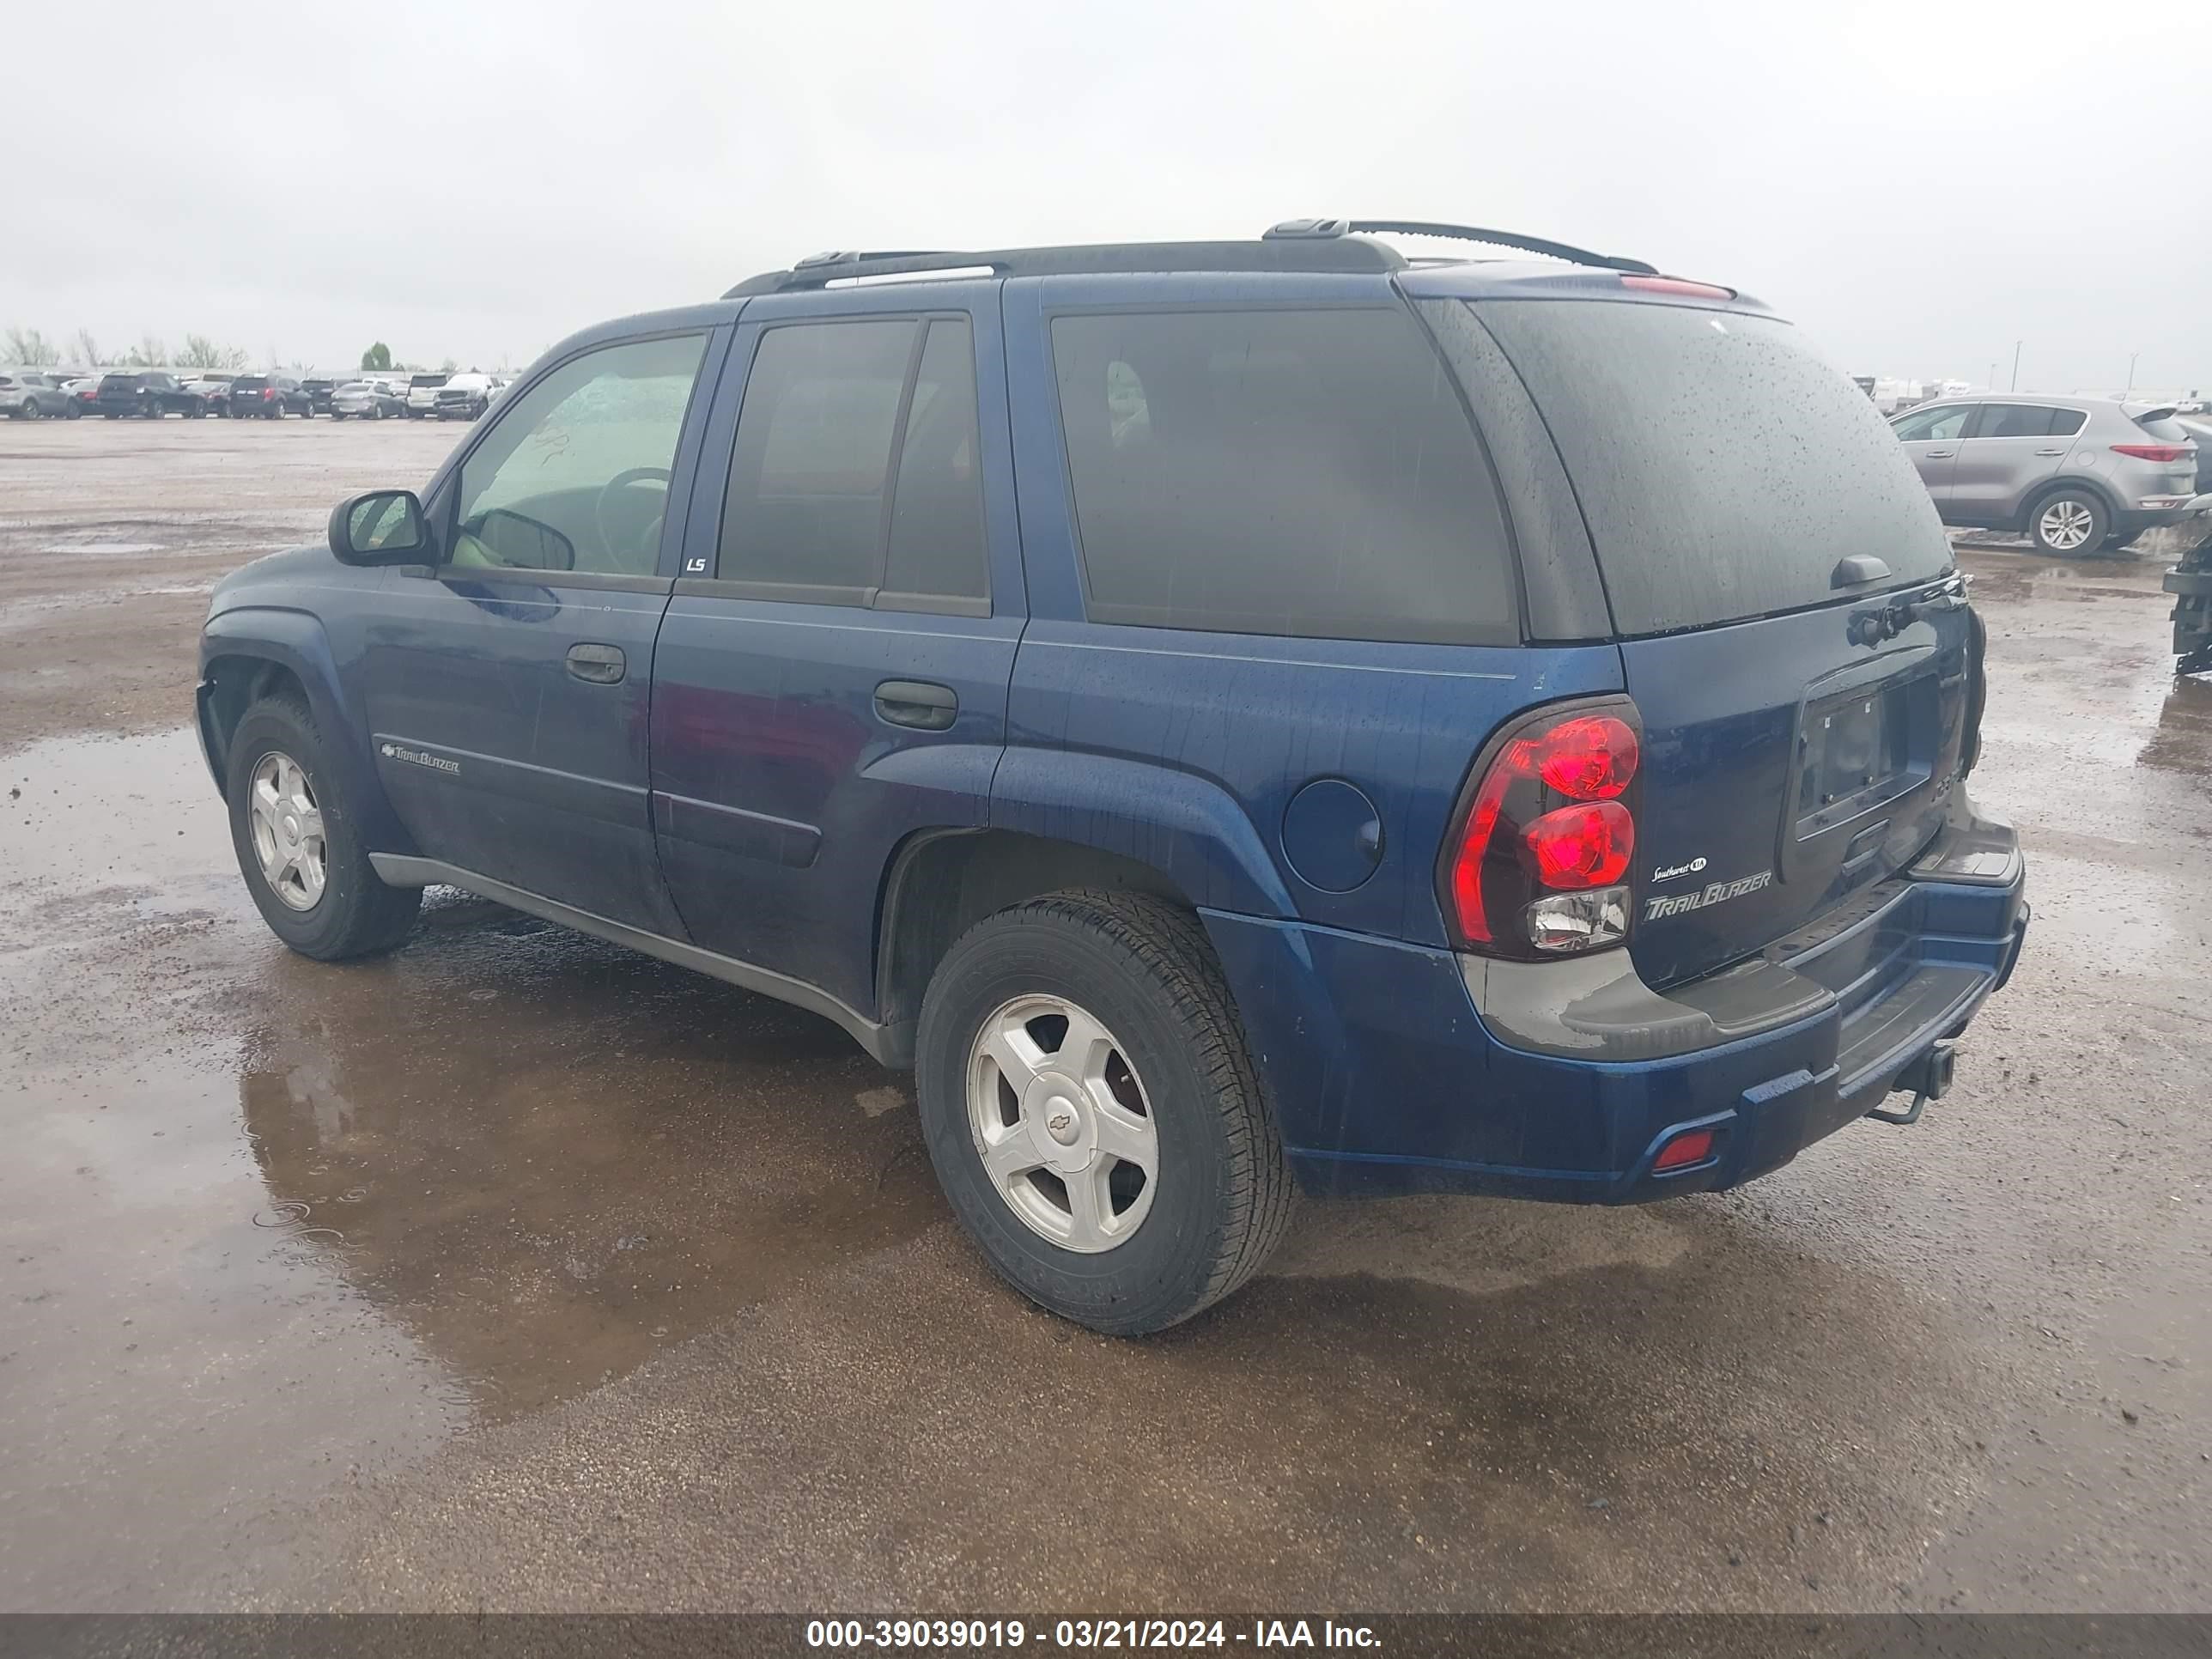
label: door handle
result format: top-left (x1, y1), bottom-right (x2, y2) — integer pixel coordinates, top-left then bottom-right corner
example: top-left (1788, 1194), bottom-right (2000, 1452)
top-left (2034, 447), bottom-right (2065, 456)
top-left (1924, 448), bottom-right (1956, 459)
top-left (565, 642), bottom-right (625, 684)
top-left (874, 679), bottom-right (957, 731)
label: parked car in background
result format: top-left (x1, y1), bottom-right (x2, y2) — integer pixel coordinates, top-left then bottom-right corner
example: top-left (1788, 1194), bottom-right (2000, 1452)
top-left (1, 371), bottom-right (82, 419)
top-left (94, 372), bottom-right (207, 418)
top-left (196, 223), bottom-right (2027, 1335)
top-left (64, 377), bottom-right (103, 416)
top-left (300, 379), bottom-right (337, 416)
top-left (1892, 394), bottom-right (2199, 553)
top-left (228, 374), bottom-right (312, 418)
top-left (330, 379), bottom-right (406, 420)
top-left (433, 371), bottom-right (496, 421)
top-left (183, 374), bottom-right (236, 416)
top-left (2179, 415), bottom-right (2212, 495)
top-left (404, 373), bottom-right (449, 417)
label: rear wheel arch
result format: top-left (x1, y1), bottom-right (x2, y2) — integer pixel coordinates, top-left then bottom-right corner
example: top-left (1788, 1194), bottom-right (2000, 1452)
top-left (875, 829), bottom-right (1197, 1032)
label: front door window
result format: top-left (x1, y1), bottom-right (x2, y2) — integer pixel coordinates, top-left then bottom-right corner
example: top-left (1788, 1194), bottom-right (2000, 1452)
top-left (451, 333), bottom-right (710, 577)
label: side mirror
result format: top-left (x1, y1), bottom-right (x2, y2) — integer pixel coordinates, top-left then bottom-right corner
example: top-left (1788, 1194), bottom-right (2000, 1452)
top-left (329, 489), bottom-right (431, 565)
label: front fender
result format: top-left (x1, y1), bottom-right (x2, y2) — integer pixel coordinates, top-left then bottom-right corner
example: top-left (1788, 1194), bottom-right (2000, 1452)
top-left (198, 606), bottom-right (417, 857)
top-left (987, 746), bottom-right (1294, 917)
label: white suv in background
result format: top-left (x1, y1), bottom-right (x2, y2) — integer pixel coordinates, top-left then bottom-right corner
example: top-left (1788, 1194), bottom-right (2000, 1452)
top-left (404, 374), bottom-right (449, 418)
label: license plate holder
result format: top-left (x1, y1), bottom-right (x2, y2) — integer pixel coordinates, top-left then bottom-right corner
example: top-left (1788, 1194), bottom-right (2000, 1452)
top-left (1796, 679), bottom-right (1917, 837)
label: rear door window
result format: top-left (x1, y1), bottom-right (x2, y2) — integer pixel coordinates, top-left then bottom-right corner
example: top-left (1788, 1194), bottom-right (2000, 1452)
top-left (716, 316), bottom-right (991, 611)
top-left (1974, 404), bottom-right (2066, 438)
top-left (1048, 307), bottom-right (1516, 646)
top-left (1474, 299), bottom-right (1955, 635)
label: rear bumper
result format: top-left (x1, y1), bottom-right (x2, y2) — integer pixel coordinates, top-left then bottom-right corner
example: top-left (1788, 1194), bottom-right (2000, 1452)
top-left (1205, 796), bottom-right (2027, 1203)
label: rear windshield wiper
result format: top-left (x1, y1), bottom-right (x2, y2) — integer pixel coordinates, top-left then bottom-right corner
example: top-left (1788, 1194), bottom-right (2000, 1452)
top-left (1848, 571), bottom-right (1968, 647)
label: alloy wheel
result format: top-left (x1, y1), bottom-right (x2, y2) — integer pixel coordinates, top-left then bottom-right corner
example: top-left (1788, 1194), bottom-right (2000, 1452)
top-left (246, 750), bottom-right (327, 911)
top-left (966, 994), bottom-right (1159, 1253)
top-left (2039, 498), bottom-right (2095, 552)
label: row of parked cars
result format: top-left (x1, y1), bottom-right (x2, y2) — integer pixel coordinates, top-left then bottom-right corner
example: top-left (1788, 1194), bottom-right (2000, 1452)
top-left (0, 369), bottom-right (507, 422)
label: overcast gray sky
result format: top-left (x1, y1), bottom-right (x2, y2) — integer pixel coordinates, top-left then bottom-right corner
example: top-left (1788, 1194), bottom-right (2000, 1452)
top-left (9, 0), bottom-right (2209, 394)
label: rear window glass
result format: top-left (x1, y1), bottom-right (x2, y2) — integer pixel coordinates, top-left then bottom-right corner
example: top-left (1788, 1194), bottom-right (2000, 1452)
top-left (98, 374), bottom-right (135, 391)
top-left (1050, 308), bottom-right (1516, 645)
top-left (410, 374), bottom-right (448, 388)
top-left (231, 376), bottom-right (267, 390)
top-left (1473, 299), bottom-right (1954, 635)
top-left (2135, 412), bottom-right (2190, 441)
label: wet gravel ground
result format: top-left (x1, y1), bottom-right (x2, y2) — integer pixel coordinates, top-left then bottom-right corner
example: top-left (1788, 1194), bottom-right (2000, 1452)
top-left (0, 421), bottom-right (2206, 1613)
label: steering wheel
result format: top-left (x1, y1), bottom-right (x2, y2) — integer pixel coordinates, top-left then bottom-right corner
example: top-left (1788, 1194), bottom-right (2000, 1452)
top-left (595, 467), bottom-right (673, 566)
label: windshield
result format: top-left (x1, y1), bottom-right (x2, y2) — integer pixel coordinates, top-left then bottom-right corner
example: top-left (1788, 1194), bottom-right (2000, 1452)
top-left (1470, 298), bottom-right (1956, 635)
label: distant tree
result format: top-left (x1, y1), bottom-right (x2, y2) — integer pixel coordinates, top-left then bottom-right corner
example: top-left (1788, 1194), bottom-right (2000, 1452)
top-left (125, 336), bottom-right (171, 368)
top-left (71, 328), bottom-right (102, 367)
top-left (178, 334), bottom-right (248, 370)
top-left (4, 325), bottom-right (59, 365)
top-left (361, 341), bottom-right (392, 371)
top-left (439, 356), bottom-right (457, 373)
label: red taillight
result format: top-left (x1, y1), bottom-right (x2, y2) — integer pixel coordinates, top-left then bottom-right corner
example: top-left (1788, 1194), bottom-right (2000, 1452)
top-left (1524, 801), bottom-right (1634, 888)
top-left (1444, 704), bottom-right (1640, 953)
top-left (2111, 443), bottom-right (2191, 463)
top-left (261, 387), bottom-right (276, 400)
top-left (1532, 714), bottom-right (1639, 799)
top-left (1620, 274), bottom-right (1735, 300)
top-left (1654, 1128), bottom-right (1716, 1171)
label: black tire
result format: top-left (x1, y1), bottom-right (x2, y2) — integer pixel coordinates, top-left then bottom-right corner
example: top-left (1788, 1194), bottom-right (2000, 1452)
top-left (18, 400), bottom-right (37, 422)
top-left (915, 889), bottom-right (1296, 1335)
top-left (142, 401), bottom-right (161, 420)
top-left (225, 693), bottom-right (421, 961)
top-left (2027, 488), bottom-right (2109, 556)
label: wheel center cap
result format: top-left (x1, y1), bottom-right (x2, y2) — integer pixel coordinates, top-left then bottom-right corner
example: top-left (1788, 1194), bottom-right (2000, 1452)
top-left (1043, 1096), bottom-right (1081, 1145)
top-left (281, 814), bottom-right (300, 841)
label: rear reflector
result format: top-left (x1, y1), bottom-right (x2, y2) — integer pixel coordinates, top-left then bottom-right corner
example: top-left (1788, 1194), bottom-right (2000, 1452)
top-left (1620, 274), bottom-right (1735, 300)
top-left (1654, 1128), bottom-right (1716, 1171)
top-left (2111, 443), bottom-right (2191, 462)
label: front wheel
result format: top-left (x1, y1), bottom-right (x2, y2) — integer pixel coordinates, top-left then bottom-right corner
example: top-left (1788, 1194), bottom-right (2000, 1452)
top-left (17, 400), bottom-right (37, 421)
top-left (915, 890), bottom-right (1295, 1335)
top-left (225, 695), bottom-right (421, 959)
top-left (2029, 489), bottom-right (2108, 556)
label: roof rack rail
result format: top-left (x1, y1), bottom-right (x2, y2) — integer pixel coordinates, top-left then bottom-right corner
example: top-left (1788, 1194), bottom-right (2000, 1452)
top-left (792, 249), bottom-right (950, 270)
top-left (724, 237), bottom-right (1405, 298)
top-left (1263, 216), bottom-right (1657, 276)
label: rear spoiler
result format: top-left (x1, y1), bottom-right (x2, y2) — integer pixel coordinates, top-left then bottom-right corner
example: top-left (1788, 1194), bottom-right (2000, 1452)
top-left (2128, 404), bottom-right (2181, 425)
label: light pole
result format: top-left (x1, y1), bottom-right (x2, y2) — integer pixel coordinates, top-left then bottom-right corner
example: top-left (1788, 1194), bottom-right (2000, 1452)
top-left (2009, 340), bottom-right (2023, 392)
top-left (2124, 351), bottom-right (2138, 400)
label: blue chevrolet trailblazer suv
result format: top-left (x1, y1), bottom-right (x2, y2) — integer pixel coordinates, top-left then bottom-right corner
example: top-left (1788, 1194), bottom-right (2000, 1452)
top-left (198, 219), bottom-right (2030, 1334)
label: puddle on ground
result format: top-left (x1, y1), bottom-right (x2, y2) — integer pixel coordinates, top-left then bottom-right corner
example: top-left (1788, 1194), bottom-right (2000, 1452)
top-left (229, 908), bottom-right (946, 1421)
